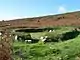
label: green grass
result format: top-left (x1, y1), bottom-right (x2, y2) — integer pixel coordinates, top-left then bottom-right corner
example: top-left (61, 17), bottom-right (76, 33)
top-left (13, 34), bottom-right (80, 60)
top-left (46, 35), bottom-right (80, 60)
top-left (30, 32), bottom-right (46, 39)
top-left (30, 27), bottom-right (73, 39)
top-left (13, 26), bottom-right (80, 60)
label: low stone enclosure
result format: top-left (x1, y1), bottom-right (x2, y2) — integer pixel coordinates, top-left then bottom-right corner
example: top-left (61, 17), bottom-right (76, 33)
top-left (13, 27), bottom-right (80, 43)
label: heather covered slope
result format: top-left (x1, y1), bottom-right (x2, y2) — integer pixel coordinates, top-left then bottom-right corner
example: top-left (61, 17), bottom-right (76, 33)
top-left (0, 11), bottom-right (80, 28)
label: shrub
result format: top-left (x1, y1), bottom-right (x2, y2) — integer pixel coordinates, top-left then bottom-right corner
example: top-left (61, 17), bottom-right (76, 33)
top-left (61, 30), bottom-right (80, 41)
top-left (45, 30), bottom-right (80, 42)
top-left (45, 33), bottom-right (63, 42)
top-left (17, 33), bottom-right (32, 41)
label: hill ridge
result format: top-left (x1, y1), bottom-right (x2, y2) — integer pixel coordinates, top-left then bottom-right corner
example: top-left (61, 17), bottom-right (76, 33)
top-left (0, 11), bottom-right (80, 29)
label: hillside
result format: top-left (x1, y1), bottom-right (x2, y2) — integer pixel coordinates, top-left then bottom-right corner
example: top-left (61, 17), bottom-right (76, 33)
top-left (0, 11), bottom-right (80, 29)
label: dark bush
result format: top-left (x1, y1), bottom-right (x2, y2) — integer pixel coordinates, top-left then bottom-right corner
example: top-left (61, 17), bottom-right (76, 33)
top-left (61, 30), bottom-right (80, 41)
top-left (31, 39), bottom-right (39, 43)
top-left (17, 33), bottom-right (32, 41)
top-left (45, 33), bottom-right (63, 42)
top-left (16, 29), bottom-right (44, 32)
top-left (45, 30), bottom-right (80, 42)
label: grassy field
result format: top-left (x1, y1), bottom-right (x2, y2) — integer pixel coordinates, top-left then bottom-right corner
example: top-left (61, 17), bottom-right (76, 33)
top-left (13, 26), bottom-right (80, 60)
top-left (30, 26), bottom-right (73, 39)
